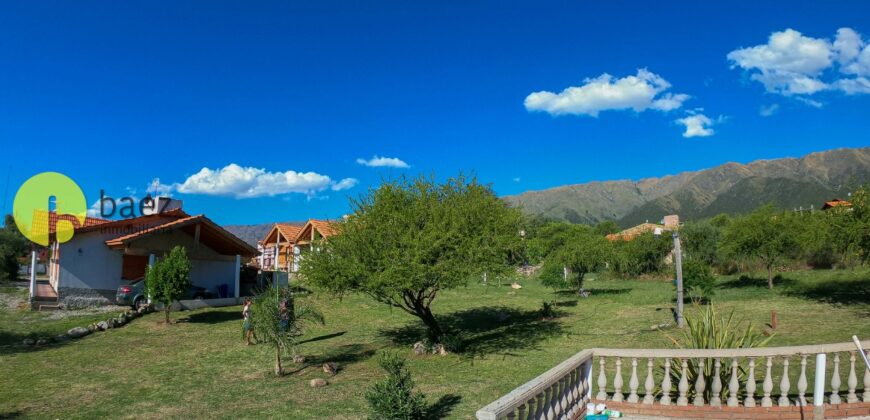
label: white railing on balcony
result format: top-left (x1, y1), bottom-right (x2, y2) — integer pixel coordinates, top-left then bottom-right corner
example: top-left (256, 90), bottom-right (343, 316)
top-left (476, 341), bottom-right (870, 420)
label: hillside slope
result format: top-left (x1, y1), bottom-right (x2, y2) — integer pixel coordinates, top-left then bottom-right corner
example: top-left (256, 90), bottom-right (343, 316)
top-left (505, 147), bottom-right (870, 226)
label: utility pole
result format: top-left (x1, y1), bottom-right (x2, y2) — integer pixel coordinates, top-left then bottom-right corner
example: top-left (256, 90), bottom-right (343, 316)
top-left (673, 232), bottom-right (684, 328)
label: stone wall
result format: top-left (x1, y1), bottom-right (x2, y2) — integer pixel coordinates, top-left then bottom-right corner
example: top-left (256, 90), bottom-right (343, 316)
top-left (59, 287), bottom-right (116, 309)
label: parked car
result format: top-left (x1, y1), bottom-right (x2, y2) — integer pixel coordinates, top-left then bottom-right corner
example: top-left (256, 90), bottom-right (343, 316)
top-left (116, 279), bottom-right (216, 308)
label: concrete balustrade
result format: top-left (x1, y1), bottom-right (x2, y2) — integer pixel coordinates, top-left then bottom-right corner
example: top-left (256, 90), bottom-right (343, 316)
top-left (477, 341), bottom-right (870, 420)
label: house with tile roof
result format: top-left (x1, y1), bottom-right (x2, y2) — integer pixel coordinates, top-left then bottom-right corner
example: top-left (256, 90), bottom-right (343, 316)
top-left (38, 199), bottom-right (258, 308)
top-left (259, 223), bottom-right (303, 271)
top-left (256, 219), bottom-right (339, 282)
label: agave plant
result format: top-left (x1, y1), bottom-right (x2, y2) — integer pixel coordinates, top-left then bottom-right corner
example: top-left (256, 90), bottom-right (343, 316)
top-left (661, 303), bottom-right (773, 401)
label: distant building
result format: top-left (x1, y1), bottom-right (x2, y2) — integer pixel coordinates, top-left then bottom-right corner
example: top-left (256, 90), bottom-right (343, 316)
top-left (606, 214), bottom-right (679, 242)
top-left (821, 198), bottom-right (852, 211)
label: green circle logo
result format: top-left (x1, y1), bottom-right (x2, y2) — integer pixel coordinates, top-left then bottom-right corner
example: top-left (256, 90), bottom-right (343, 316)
top-left (12, 172), bottom-right (87, 246)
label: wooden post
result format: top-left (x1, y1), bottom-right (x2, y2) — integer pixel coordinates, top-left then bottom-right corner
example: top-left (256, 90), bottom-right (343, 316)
top-left (771, 311), bottom-right (778, 330)
top-left (673, 232), bottom-right (684, 328)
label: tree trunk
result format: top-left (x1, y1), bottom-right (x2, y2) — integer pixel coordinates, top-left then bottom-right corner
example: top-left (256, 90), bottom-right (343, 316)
top-left (576, 272), bottom-right (586, 296)
top-left (415, 306), bottom-right (443, 343)
top-left (164, 306), bottom-right (171, 324)
top-left (767, 263), bottom-right (774, 289)
top-left (275, 346), bottom-right (283, 376)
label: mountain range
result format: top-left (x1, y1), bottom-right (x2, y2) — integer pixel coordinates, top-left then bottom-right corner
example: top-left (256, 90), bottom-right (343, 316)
top-left (504, 147), bottom-right (870, 227)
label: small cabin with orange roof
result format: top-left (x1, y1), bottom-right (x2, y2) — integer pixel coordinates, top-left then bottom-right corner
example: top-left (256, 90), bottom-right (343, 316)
top-left (290, 219), bottom-right (340, 272)
top-left (259, 223), bottom-right (303, 272)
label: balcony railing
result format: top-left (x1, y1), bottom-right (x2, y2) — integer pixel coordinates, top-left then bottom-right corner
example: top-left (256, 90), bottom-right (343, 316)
top-left (476, 340), bottom-right (870, 420)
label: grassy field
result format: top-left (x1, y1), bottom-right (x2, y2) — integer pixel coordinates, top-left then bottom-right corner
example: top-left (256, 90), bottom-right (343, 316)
top-left (1, 269), bottom-right (869, 419)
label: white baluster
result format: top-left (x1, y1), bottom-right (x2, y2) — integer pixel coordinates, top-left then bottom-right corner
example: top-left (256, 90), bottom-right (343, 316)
top-left (661, 358), bottom-right (672, 406)
top-left (797, 354), bottom-right (808, 406)
top-left (596, 357), bottom-right (607, 400)
top-left (677, 359), bottom-right (689, 406)
top-left (864, 354), bottom-right (870, 403)
top-left (535, 392), bottom-right (546, 418)
top-left (745, 358), bottom-right (757, 407)
top-left (778, 357), bottom-right (790, 407)
top-left (627, 358), bottom-right (639, 403)
top-left (710, 358), bottom-right (722, 406)
top-left (643, 358), bottom-right (655, 404)
top-left (525, 398), bottom-right (536, 420)
top-left (516, 400), bottom-right (528, 419)
top-left (545, 383), bottom-right (557, 420)
top-left (727, 358), bottom-right (739, 407)
top-left (847, 352), bottom-right (858, 403)
top-left (761, 356), bottom-right (773, 407)
top-left (693, 358), bottom-right (706, 406)
top-left (612, 357), bottom-right (624, 402)
top-left (830, 353), bottom-right (841, 404)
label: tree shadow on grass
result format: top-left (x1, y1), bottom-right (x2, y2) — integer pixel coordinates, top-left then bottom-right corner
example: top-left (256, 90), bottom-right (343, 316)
top-left (286, 343), bottom-right (376, 375)
top-left (553, 288), bottom-right (630, 297)
top-left (379, 306), bottom-right (564, 359)
top-left (719, 275), bottom-right (798, 289)
top-left (784, 277), bottom-right (870, 309)
top-left (296, 331), bottom-right (346, 345)
top-left (425, 394), bottom-right (462, 419)
top-left (183, 310), bottom-right (240, 324)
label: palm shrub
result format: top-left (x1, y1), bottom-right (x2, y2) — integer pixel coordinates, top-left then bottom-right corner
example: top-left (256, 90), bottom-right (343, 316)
top-left (365, 352), bottom-right (427, 420)
top-left (251, 287), bottom-right (324, 376)
top-left (663, 304), bottom-right (772, 402)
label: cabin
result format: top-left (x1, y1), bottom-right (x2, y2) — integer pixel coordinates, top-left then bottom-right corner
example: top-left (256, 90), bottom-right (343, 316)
top-left (36, 199), bottom-right (258, 308)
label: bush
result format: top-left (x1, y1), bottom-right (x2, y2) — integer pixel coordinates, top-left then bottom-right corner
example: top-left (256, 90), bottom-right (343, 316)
top-left (682, 259), bottom-right (716, 303)
top-left (365, 352), bottom-right (427, 420)
top-left (144, 246), bottom-right (191, 324)
top-left (610, 232), bottom-right (672, 277)
top-left (539, 300), bottom-right (558, 319)
top-left (663, 304), bottom-right (772, 401)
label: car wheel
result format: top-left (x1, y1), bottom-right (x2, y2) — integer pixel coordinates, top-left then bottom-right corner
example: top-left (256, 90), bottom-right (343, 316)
top-left (193, 294), bottom-right (204, 300)
top-left (134, 297), bottom-right (145, 310)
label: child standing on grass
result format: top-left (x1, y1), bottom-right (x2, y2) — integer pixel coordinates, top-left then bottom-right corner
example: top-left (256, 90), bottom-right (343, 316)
top-left (242, 298), bottom-right (253, 345)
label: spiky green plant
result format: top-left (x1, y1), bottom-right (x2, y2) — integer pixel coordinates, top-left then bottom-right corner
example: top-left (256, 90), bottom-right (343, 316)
top-left (662, 304), bottom-right (772, 401)
top-left (251, 287), bottom-right (324, 376)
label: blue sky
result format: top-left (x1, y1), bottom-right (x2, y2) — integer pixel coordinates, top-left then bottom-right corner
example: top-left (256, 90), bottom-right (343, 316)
top-left (2, 1), bottom-right (869, 225)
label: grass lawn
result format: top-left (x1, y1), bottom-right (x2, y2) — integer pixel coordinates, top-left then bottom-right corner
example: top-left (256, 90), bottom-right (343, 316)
top-left (1, 269), bottom-right (869, 419)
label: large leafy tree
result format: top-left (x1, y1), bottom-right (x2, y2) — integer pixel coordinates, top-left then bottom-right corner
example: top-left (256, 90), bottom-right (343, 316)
top-left (720, 205), bottom-right (799, 289)
top-left (0, 215), bottom-right (30, 282)
top-left (539, 230), bottom-right (610, 295)
top-left (680, 220), bottom-right (722, 266)
top-left (299, 175), bottom-right (523, 342)
top-left (145, 245), bottom-right (192, 323)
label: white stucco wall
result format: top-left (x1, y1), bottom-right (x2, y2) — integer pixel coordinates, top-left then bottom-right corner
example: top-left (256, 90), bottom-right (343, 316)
top-left (58, 227), bottom-right (239, 303)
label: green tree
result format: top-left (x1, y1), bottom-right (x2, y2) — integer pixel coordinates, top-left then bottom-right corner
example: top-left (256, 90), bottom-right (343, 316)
top-left (0, 215), bottom-right (29, 282)
top-left (539, 230), bottom-right (610, 295)
top-left (299, 175), bottom-right (522, 343)
top-left (250, 288), bottom-right (324, 376)
top-left (720, 205), bottom-right (799, 289)
top-left (145, 245), bottom-right (192, 323)
top-left (526, 221), bottom-right (588, 263)
top-left (682, 259), bottom-right (716, 303)
top-left (680, 220), bottom-right (721, 266)
top-left (593, 220), bottom-right (620, 236)
top-left (365, 352), bottom-right (427, 420)
top-left (610, 232), bottom-right (673, 277)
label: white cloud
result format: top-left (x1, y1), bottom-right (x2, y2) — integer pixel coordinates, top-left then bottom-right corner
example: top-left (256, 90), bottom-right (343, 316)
top-left (728, 27), bottom-right (870, 101)
top-left (524, 69), bottom-right (689, 117)
top-left (86, 200), bottom-right (102, 218)
top-left (155, 164), bottom-right (357, 198)
top-left (356, 156), bottom-right (410, 168)
top-left (837, 77), bottom-right (870, 94)
top-left (676, 113), bottom-right (715, 138)
top-left (759, 104), bottom-right (780, 117)
top-left (331, 178), bottom-right (359, 191)
top-left (727, 28), bottom-right (832, 96)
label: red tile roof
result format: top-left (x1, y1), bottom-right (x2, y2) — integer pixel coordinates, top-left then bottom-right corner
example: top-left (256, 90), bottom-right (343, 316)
top-left (105, 214), bottom-right (258, 257)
